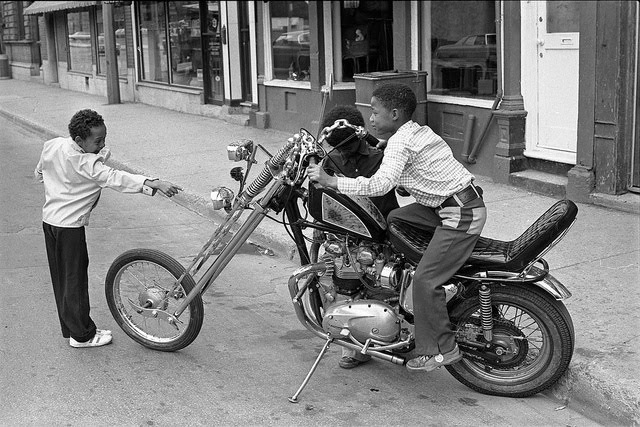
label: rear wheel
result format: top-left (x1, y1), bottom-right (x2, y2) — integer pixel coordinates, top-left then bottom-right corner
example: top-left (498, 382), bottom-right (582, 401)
top-left (105, 249), bottom-right (204, 352)
top-left (447, 285), bottom-right (574, 397)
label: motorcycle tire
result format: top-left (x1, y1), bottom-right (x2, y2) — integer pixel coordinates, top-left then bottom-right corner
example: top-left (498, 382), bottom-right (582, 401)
top-left (105, 248), bottom-right (204, 352)
top-left (446, 284), bottom-right (574, 398)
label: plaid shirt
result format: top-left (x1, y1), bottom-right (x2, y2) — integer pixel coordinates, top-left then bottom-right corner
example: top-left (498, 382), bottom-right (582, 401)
top-left (336, 121), bottom-right (473, 208)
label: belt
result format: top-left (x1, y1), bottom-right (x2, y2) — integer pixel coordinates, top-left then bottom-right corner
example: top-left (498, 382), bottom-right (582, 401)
top-left (439, 183), bottom-right (482, 209)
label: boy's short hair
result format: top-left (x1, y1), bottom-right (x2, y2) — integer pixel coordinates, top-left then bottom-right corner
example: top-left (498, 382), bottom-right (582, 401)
top-left (69, 109), bottom-right (104, 140)
top-left (372, 83), bottom-right (417, 119)
top-left (322, 105), bottom-right (365, 147)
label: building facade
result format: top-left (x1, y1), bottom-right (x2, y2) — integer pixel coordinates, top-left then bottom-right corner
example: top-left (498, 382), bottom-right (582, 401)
top-left (1, 1), bottom-right (639, 203)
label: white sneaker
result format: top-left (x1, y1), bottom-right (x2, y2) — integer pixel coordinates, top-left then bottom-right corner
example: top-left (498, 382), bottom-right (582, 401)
top-left (96, 328), bottom-right (112, 336)
top-left (70, 333), bottom-right (113, 348)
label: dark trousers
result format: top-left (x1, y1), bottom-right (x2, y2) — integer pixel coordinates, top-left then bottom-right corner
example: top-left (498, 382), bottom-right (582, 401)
top-left (387, 198), bottom-right (486, 355)
top-left (43, 222), bottom-right (96, 342)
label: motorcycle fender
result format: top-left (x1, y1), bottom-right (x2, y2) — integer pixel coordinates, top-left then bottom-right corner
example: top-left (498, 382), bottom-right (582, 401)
top-left (534, 273), bottom-right (571, 300)
top-left (322, 300), bottom-right (400, 344)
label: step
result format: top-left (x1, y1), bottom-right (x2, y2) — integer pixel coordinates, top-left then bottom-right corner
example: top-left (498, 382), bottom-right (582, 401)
top-left (509, 169), bottom-right (568, 198)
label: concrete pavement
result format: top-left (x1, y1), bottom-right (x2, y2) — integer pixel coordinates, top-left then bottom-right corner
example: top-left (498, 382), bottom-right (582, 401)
top-left (1, 79), bottom-right (639, 425)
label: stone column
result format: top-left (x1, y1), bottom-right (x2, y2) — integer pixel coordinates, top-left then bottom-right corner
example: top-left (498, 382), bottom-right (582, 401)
top-left (567, 1), bottom-right (597, 203)
top-left (493, 1), bottom-right (527, 184)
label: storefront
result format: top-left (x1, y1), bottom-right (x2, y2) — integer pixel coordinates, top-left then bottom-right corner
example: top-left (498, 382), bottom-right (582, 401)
top-left (252, 0), bottom-right (395, 133)
top-left (21, 1), bottom-right (255, 119)
top-left (254, 0), bottom-right (638, 201)
top-left (4, 1), bottom-right (638, 201)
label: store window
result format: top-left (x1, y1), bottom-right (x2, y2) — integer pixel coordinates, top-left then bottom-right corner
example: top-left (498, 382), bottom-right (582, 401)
top-left (340, 1), bottom-right (393, 81)
top-left (97, 7), bottom-right (128, 77)
top-left (270, 1), bottom-right (310, 81)
top-left (67, 10), bottom-right (93, 73)
top-left (137, 2), bottom-right (202, 87)
top-left (427, 1), bottom-right (497, 98)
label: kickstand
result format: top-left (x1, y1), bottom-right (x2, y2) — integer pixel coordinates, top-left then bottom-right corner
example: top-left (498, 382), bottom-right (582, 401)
top-left (288, 338), bottom-right (333, 403)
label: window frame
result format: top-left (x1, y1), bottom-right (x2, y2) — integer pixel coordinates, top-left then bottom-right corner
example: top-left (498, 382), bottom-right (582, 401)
top-left (65, 8), bottom-right (95, 75)
top-left (96, 6), bottom-right (129, 77)
top-left (134, 1), bottom-right (204, 89)
top-left (419, 0), bottom-right (501, 108)
top-left (263, 0), bottom-right (312, 89)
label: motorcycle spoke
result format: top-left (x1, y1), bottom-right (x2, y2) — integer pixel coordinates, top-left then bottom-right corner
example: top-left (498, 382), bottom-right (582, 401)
top-left (463, 301), bottom-right (549, 377)
top-left (114, 260), bottom-right (192, 342)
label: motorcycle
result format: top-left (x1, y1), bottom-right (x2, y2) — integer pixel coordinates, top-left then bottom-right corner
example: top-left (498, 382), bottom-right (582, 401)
top-left (105, 121), bottom-right (577, 402)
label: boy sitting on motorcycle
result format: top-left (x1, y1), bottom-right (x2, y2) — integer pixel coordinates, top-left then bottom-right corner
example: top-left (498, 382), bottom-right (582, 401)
top-left (320, 104), bottom-right (399, 369)
top-left (308, 83), bottom-right (486, 372)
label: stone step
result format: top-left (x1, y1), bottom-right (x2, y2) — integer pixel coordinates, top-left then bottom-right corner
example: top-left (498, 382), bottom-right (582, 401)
top-left (509, 169), bottom-right (568, 198)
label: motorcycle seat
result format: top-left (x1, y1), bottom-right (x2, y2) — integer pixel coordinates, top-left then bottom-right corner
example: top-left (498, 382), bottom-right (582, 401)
top-left (388, 199), bottom-right (578, 272)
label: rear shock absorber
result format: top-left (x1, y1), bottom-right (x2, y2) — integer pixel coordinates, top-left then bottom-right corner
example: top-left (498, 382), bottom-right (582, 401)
top-left (479, 285), bottom-right (493, 342)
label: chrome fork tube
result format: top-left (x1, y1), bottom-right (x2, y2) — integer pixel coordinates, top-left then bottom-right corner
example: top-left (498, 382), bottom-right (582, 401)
top-left (174, 181), bottom-right (284, 317)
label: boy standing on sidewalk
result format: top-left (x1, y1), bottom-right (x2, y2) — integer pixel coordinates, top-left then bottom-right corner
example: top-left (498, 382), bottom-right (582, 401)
top-left (35, 109), bottom-right (182, 348)
top-left (308, 83), bottom-right (486, 372)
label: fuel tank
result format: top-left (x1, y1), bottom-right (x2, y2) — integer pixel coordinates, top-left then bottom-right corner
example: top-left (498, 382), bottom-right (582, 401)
top-left (322, 300), bottom-right (401, 344)
top-left (308, 183), bottom-right (387, 241)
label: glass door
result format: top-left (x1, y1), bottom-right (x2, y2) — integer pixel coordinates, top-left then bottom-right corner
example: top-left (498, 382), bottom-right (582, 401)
top-left (202, 1), bottom-right (224, 104)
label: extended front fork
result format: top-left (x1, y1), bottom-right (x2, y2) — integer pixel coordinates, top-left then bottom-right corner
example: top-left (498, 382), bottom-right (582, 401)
top-left (172, 181), bottom-right (286, 317)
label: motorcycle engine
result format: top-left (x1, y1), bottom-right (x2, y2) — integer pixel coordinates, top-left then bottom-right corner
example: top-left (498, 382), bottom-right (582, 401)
top-left (315, 235), bottom-right (404, 344)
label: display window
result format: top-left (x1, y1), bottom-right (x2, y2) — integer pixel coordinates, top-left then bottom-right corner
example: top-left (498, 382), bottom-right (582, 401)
top-left (339, 1), bottom-right (393, 82)
top-left (96, 6), bottom-right (128, 77)
top-left (424, 0), bottom-right (498, 99)
top-left (67, 10), bottom-right (93, 74)
top-left (137, 1), bottom-right (203, 87)
top-left (270, 1), bottom-right (310, 81)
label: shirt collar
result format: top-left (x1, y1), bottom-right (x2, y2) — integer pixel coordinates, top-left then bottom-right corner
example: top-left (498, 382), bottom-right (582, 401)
top-left (336, 138), bottom-right (370, 165)
top-left (67, 137), bottom-right (86, 153)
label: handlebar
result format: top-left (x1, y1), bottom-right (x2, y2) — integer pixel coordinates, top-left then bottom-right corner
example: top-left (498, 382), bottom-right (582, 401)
top-left (228, 120), bottom-right (363, 208)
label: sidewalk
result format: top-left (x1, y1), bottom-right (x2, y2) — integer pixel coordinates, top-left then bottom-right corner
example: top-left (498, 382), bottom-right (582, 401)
top-left (1, 79), bottom-right (638, 425)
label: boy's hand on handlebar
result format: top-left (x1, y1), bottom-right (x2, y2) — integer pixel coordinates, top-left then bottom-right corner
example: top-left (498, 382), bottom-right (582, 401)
top-left (307, 164), bottom-right (337, 190)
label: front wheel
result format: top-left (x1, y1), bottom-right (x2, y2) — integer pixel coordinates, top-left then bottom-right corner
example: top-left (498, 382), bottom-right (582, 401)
top-left (447, 285), bottom-right (574, 397)
top-left (105, 249), bottom-right (204, 352)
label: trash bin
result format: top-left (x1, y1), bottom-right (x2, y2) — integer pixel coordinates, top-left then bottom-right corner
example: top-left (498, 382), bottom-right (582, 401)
top-left (354, 70), bottom-right (428, 138)
top-left (0, 54), bottom-right (10, 79)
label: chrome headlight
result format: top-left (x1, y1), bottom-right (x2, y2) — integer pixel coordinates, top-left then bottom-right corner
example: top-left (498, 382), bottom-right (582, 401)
top-left (227, 139), bottom-right (254, 162)
top-left (211, 186), bottom-right (234, 211)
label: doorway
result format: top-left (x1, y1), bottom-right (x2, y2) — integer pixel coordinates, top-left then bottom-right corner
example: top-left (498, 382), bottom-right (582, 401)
top-left (522, 1), bottom-right (579, 165)
top-left (238, 1), bottom-right (252, 103)
top-left (202, 1), bottom-right (224, 104)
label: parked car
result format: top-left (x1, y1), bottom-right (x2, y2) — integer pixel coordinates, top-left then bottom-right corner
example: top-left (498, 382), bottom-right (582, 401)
top-left (272, 30), bottom-right (310, 79)
top-left (434, 33), bottom-right (496, 64)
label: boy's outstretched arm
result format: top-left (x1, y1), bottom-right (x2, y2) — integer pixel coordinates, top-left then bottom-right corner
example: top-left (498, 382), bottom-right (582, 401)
top-left (143, 179), bottom-right (183, 198)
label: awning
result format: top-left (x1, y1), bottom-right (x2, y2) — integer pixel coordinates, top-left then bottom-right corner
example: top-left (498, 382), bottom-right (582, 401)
top-left (24, 1), bottom-right (98, 15)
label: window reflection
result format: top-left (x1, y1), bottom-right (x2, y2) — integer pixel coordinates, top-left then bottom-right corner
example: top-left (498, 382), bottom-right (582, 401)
top-left (138, 2), bottom-right (169, 83)
top-left (340, 1), bottom-right (393, 82)
top-left (168, 2), bottom-right (202, 86)
top-left (429, 1), bottom-right (497, 98)
top-left (137, 2), bottom-right (208, 87)
top-left (270, 1), bottom-right (310, 81)
top-left (97, 7), bottom-right (127, 77)
top-left (67, 11), bottom-right (92, 73)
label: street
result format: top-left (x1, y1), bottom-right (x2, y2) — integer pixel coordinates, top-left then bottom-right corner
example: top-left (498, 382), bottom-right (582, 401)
top-left (0, 115), bottom-right (602, 426)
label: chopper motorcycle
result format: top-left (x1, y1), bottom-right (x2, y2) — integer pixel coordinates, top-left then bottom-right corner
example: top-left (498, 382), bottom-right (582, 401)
top-left (105, 120), bottom-right (577, 402)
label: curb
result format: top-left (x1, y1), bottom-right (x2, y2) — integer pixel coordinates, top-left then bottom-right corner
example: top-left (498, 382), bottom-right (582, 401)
top-left (4, 105), bottom-right (638, 425)
top-left (0, 106), bottom-right (296, 260)
top-left (547, 361), bottom-right (640, 425)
